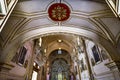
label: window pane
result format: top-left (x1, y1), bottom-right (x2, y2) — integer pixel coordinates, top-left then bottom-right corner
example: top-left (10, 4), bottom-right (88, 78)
top-left (92, 46), bottom-right (100, 63)
top-left (18, 46), bottom-right (27, 65)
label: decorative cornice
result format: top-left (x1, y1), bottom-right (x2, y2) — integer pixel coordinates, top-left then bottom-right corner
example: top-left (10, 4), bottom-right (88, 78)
top-left (105, 61), bottom-right (120, 70)
top-left (0, 62), bottom-right (14, 72)
top-left (12, 10), bottom-right (47, 17)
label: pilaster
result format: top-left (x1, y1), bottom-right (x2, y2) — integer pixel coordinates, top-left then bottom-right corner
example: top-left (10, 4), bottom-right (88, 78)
top-left (76, 59), bottom-right (81, 80)
top-left (81, 38), bottom-right (94, 80)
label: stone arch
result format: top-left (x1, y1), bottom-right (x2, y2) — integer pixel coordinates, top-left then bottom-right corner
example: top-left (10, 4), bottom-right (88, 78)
top-left (1, 26), bottom-right (120, 63)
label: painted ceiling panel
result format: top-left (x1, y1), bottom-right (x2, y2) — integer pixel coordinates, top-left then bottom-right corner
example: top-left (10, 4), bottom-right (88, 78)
top-left (64, 17), bottom-right (100, 31)
top-left (1, 16), bottom-right (24, 40)
top-left (17, 17), bottom-right (54, 33)
top-left (100, 17), bottom-right (120, 37)
top-left (66, 1), bottom-right (108, 12)
top-left (14, 0), bottom-right (108, 13)
top-left (21, 17), bottom-right (54, 30)
top-left (14, 0), bottom-right (53, 13)
top-left (1, 0), bottom-right (119, 47)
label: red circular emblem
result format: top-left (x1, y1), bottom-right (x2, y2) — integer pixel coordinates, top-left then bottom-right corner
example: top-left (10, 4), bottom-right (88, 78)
top-left (48, 3), bottom-right (70, 21)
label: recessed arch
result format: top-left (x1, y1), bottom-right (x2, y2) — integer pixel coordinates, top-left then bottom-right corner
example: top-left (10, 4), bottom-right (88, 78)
top-left (49, 49), bottom-right (71, 65)
top-left (1, 26), bottom-right (120, 63)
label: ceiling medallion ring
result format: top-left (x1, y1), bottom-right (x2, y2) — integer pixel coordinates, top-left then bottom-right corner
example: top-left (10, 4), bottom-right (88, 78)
top-left (48, 3), bottom-right (70, 21)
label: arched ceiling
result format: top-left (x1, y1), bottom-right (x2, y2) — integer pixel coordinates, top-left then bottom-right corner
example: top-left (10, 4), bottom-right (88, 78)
top-left (41, 34), bottom-right (78, 57)
top-left (0, 0), bottom-right (120, 50)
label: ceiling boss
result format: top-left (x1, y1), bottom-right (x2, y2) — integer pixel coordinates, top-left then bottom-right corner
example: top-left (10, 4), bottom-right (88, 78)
top-left (48, 2), bottom-right (70, 21)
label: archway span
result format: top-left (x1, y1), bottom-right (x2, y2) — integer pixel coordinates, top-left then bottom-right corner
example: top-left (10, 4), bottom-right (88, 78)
top-left (48, 49), bottom-right (71, 80)
top-left (46, 41), bottom-right (73, 57)
top-left (1, 26), bottom-right (120, 63)
top-left (48, 49), bottom-right (71, 65)
top-left (50, 58), bottom-right (70, 80)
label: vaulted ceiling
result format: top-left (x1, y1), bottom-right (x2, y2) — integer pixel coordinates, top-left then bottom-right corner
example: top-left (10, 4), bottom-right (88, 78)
top-left (0, 0), bottom-right (120, 55)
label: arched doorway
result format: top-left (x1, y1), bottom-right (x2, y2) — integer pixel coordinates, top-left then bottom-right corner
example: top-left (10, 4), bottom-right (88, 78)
top-left (48, 49), bottom-right (72, 80)
top-left (51, 59), bottom-right (69, 80)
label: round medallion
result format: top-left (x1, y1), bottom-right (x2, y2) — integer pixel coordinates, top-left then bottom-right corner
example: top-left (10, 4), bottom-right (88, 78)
top-left (48, 3), bottom-right (70, 21)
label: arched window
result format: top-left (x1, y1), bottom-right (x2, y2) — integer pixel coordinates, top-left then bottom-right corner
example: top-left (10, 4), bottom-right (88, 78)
top-left (11, 46), bottom-right (27, 66)
top-left (92, 45), bottom-right (100, 63)
top-left (18, 46), bottom-right (27, 65)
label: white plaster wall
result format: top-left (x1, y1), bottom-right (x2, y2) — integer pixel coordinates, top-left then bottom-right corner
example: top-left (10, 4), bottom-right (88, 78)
top-left (85, 40), bottom-right (115, 80)
top-left (9, 40), bottom-right (34, 77)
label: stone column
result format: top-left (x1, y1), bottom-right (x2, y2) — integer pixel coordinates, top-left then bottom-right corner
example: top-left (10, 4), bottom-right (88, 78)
top-left (76, 59), bottom-right (81, 80)
top-left (27, 50), bottom-right (35, 80)
top-left (81, 38), bottom-right (94, 80)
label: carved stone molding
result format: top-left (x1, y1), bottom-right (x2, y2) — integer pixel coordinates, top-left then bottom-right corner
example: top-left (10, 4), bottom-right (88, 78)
top-left (105, 61), bottom-right (120, 71)
top-left (0, 62), bottom-right (14, 72)
top-left (105, 61), bottom-right (120, 80)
